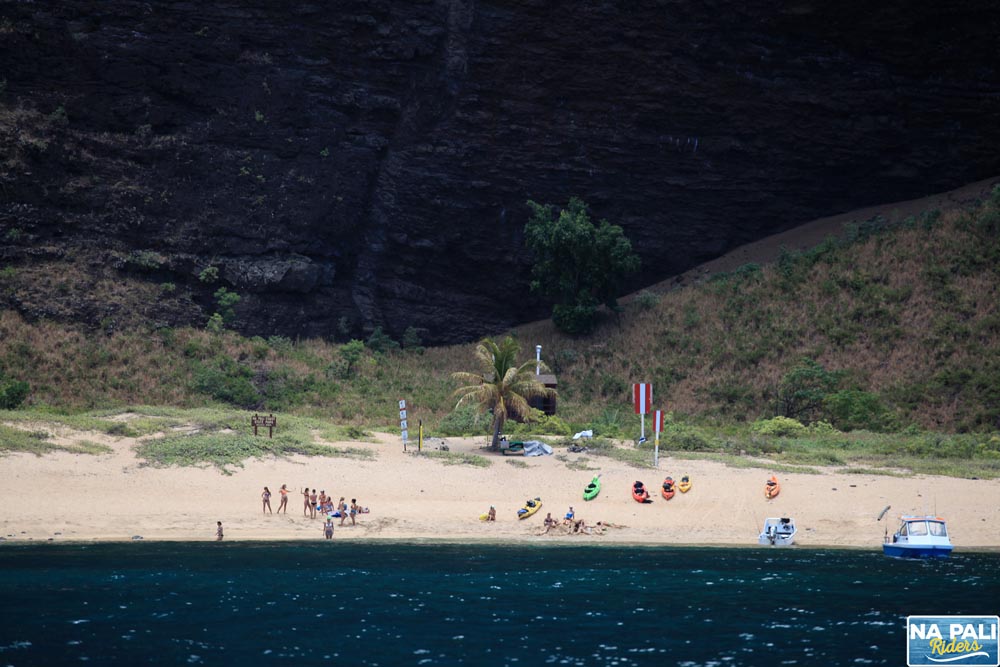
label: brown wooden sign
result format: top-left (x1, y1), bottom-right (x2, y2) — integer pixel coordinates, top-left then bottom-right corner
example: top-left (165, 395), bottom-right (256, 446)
top-left (251, 413), bottom-right (277, 438)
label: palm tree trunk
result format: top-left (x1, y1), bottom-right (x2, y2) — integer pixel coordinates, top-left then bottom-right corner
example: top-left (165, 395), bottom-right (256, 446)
top-left (491, 417), bottom-right (503, 450)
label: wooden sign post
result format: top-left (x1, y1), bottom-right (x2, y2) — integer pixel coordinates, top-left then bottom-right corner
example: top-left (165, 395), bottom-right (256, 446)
top-left (251, 413), bottom-right (278, 438)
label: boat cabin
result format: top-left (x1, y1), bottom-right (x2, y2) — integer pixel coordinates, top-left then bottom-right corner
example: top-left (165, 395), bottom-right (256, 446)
top-left (883, 515), bottom-right (952, 558)
top-left (894, 516), bottom-right (948, 539)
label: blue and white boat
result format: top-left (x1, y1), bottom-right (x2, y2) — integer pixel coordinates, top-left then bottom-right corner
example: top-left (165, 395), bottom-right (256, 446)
top-left (883, 515), bottom-right (952, 558)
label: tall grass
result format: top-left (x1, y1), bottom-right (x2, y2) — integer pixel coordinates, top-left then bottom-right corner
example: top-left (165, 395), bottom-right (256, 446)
top-left (1, 193), bottom-right (998, 440)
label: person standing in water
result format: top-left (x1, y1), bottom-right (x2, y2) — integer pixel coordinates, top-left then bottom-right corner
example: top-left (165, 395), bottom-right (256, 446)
top-left (277, 484), bottom-right (289, 514)
top-left (262, 487), bottom-right (272, 514)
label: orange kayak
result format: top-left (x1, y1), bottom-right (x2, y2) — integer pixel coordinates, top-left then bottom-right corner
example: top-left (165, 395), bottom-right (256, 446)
top-left (632, 481), bottom-right (651, 503)
top-left (765, 475), bottom-right (780, 499)
top-left (661, 477), bottom-right (676, 500)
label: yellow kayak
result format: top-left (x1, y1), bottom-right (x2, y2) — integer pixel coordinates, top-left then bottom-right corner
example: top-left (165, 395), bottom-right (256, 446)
top-left (517, 497), bottom-right (542, 520)
top-left (678, 475), bottom-right (692, 493)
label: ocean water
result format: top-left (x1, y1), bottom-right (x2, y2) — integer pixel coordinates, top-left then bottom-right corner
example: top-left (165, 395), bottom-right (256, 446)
top-left (0, 543), bottom-right (997, 666)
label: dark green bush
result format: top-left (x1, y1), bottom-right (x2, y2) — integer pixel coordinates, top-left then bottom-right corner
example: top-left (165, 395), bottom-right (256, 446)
top-left (437, 402), bottom-right (489, 436)
top-left (190, 358), bottom-right (258, 408)
top-left (824, 390), bottom-right (896, 432)
top-left (552, 300), bottom-right (598, 335)
top-left (0, 377), bottom-right (30, 409)
top-left (366, 327), bottom-right (399, 353)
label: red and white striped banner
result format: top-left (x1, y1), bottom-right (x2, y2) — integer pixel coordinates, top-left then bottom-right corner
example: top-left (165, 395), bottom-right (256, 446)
top-left (654, 410), bottom-right (664, 434)
top-left (633, 383), bottom-right (652, 415)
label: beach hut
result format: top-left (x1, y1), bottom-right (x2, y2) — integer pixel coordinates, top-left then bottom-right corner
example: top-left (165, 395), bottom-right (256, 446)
top-left (528, 373), bottom-right (558, 416)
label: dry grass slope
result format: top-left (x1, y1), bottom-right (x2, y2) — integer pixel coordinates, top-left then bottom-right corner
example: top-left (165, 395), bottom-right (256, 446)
top-left (1, 187), bottom-right (998, 437)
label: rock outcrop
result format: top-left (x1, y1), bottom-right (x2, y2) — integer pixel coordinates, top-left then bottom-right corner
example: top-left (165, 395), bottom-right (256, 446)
top-left (1, 1), bottom-right (998, 342)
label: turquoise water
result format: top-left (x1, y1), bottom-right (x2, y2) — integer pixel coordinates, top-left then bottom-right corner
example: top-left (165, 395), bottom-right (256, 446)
top-left (0, 543), bottom-right (997, 666)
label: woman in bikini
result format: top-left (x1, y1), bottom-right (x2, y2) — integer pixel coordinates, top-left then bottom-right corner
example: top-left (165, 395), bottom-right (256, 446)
top-left (348, 499), bottom-right (358, 526)
top-left (262, 487), bottom-right (272, 514)
top-left (277, 484), bottom-right (289, 514)
top-left (309, 489), bottom-right (318, 519)
top-left (302, 486), bottom-right (311, 516)
top-left (338, 497), bottom-right (348, 526)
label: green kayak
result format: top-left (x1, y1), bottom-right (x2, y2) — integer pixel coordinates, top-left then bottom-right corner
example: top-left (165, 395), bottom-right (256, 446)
top-left (583, 475), bottom-right (601, 501)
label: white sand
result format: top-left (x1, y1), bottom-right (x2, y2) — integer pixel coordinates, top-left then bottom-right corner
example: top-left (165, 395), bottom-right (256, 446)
top-left (1, 428), bottom-right (998, 550)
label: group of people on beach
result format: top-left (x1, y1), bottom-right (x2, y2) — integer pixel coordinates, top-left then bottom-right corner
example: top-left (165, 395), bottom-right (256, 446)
top-left (259, 485), bottom-right (365, 538)
top-left (539, 507), bottom-right (623, 536)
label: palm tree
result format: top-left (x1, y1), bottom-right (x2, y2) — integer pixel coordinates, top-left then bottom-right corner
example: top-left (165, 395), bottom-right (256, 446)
top-left (452, 336), bottom-right (555, 450)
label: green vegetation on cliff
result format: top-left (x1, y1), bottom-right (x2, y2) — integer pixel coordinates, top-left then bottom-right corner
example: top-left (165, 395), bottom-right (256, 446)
top-left (1, 190), bottom-right (999, 476)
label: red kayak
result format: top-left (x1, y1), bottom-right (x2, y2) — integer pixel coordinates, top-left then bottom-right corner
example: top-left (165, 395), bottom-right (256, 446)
top-left (632, 480), bottom-right (651, 503)
top-left (661, 477), bottom-right (676, 500)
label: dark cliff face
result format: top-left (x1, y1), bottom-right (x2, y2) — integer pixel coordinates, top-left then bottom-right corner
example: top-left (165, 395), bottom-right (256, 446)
top-left (1, 1), bottom-right (999, 343)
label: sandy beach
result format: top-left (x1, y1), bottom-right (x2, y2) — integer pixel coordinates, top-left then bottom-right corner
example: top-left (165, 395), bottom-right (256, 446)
top-left (1, 427), bottom-right (998, 549)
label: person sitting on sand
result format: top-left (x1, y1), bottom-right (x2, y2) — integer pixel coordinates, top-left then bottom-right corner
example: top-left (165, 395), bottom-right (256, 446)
top-left (572, 519), bottom-right (587, 534)
top-left (540, 513), bottom-right (559, 534)
top-left (563, 506), bottom-right (575, 524)
top-left (262, 487), bottom-right (272, 515)
top-left (487, 506), bottom-right (496, 522)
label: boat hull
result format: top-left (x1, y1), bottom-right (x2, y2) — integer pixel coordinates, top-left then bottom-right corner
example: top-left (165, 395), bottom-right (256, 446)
top-left (882, 543), bottom-right (953, 559)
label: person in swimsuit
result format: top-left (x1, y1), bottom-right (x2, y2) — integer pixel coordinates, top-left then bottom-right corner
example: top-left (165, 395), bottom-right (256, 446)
top-left (309, 489), bottom-right (318, 519)
top-left (302, 487), bottom-right (311, 517)
top-left (338, 498), bottom-right (348, 526)
top-left (349, 499), bottom-right (358, 526)
top-left (262, 487), bottom-right (272, 514)
top-left (563, 506), bottom-right (575, 524)
top-left (276, 484), bottom-right (289, 514)
top-left (216, 521), bottom-right (224, 541)
top-left (487, 506), bottom-right (496, 521)
top-left (323, 518), bottom-right (334, 539)
top-left (318, 490), bottom-right (328, 509)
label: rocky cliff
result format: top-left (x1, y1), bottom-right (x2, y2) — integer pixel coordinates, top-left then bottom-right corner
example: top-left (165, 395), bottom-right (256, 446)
top-left (1, 1), bottom-right (999, 343)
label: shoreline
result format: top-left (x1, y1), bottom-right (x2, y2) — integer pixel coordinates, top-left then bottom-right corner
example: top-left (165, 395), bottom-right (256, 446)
top-left (2, 428), bottom-right (999, 549)
top-left (3, 536), bottom-right (1000, 554)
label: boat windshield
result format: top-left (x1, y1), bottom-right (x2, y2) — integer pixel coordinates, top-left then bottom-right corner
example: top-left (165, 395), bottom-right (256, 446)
top-left (928, 521), bottom-right (947, 537)
top-left (907, 521), bottom-right (928, 536)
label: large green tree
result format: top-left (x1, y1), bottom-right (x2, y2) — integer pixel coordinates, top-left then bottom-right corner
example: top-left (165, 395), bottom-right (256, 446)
top-left (451, 336), bottom-right (554, 450)
top-left (524, 198), bottom-right (640, 334)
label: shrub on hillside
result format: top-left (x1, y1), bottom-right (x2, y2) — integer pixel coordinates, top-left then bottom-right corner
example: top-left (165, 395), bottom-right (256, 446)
top-left (365, 327), bottom-right (399, 353)
top-left (508, 408), bottom-right (571, 437)
top-left (751, 416), bottom-right (807, 437)
top-left (662, 422), bottom-right (712, 451)
top-left (0, 376), bottom-right (29, 409)
top-left (824, 389), bottom-right (897, 432)
top-left (437, 402), bottom-right (489, 437)
top-left (776, 358), bottom-right (841, 421)
top-left (191, 358), bottom-right (259, 408)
